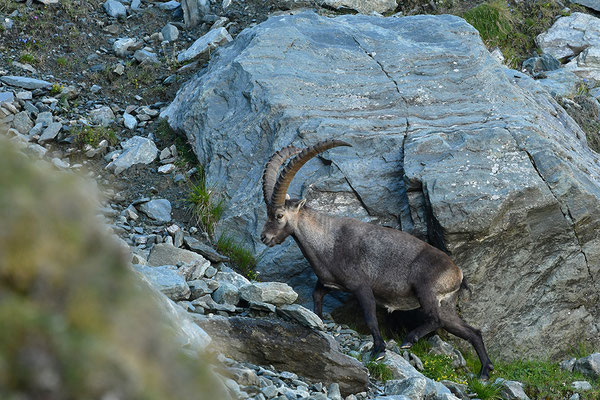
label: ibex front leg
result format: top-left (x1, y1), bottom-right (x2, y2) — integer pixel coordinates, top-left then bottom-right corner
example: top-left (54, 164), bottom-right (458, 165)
top-left (354, 285), bottom-right (385, 361)
top-left (312, 280), bottom-right (331, 319)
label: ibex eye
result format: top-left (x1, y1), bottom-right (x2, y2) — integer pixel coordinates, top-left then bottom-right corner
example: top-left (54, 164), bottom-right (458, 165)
top-left (276, 214), bottom-right (284, 220)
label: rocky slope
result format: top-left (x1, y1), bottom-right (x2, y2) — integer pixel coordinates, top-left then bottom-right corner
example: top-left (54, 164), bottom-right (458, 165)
top-left (2, 0), bottom-right (600, 399)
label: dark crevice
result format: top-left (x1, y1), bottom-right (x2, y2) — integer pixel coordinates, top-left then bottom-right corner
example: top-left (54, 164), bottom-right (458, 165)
top-left (350, 35), bottom-right (417, 233)
top-left (341, 174), bottom-right (372, 216)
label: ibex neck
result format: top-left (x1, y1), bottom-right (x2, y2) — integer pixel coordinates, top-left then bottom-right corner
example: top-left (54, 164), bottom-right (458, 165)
top-left (291, 208), bottom-right (336, 268)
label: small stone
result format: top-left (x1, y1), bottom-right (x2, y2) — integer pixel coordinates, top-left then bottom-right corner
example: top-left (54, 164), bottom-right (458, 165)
top-left (212, 281), bottom-right (240, 305)
top-left (35, 111), bottom-right (53, 127)
top-left (16, 91), bottom-right (32, 101)
top-left (214, 271), bottom-right (250, 289)
top-left (0, 92), bottom-right (15, 103)
top-left (38, 122), bottom-right (62, 143)
top-left (0, 76), bottom-right (52, 90)
top-left (177, 27), bottom-right (233, 63)
top-left (132, 264), bottom-right (190, 300)
top-left (12, 111), bottom-right (33, 135)
top-left (158, 163), bottom-right (176, 174)
top-left (239, 282), bottom-right (298, 306)
top-left (161, 23), bottom-right (179, 42)
top-left (384, 377), bottom-right (427, 398)
top-left (106, 135), bottom-right (158, 175)
top-left (188, 279), bottom-right (213, 299)
top-left (104, 0), bottom-right (127, 18)
top-left (136, 199), bottom-right (172, 223)
top-left (51, 157), bottom-right (70, 169)
top-left (114, 37), bottom-right (143, 57)
top-left (156, 0), bottom-right (180, 9)
top-left (134, 49), bottom-right (160, 65)
top-left (113, 63), bottom-right (125, 75)
top-left (131, 0), bottom-right (141, 9)
top-left (184, 236), bottom-right (229, 262)
top-left (276, 304), bottom-right (324, 330)
top-left (124, 205), bottom-right (139, 221)
top-left (574, 353), bottom-right (600, 380)
top-left (572, 381), bottom-right (592, 391)
top-left (123, 112), bottom-right (137, 130)
top-left (560, 358), bottom-right (576, 372)
top-left (204, 265), bottom-right (217, 278)
top-left (496, 378), bottom-right (531, 400)
top-left (160, 146), bottom-right (172, 160)
top-left (173, 173), bottom-right (185, 183)
top-left (90, 84), bottom-right (102, 94)
top-left (89, 106), bottom-right (115, 127)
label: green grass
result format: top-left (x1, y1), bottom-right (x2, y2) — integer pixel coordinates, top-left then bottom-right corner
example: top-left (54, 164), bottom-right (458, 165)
top-left (405, 337), bottom-right (600, 399)
top-left (72, 126), bottom-right (118, 148)
top-left (187, 174), bottom-right (225, 237)
top-left (215, 233), bottom-right (258, 280)
top-left (366, 360), bottom-right (394, 381)
top-left (461, 0), bottom-right (564, 68)
top-left (18, 52), bottom-right (36, 64)
top-left (56, 56), bottom-right (68, 67)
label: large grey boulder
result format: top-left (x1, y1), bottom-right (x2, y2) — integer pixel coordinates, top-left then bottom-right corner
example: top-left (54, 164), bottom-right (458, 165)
top-left (193, 314), bottom-right (369, 395)
top-left (536, 12), bottom-right (600, 60)
top-left (162, 12), bottom-right (600, 359)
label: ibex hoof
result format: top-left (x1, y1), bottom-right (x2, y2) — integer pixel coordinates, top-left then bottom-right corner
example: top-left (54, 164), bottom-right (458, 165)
top-left (399, 341), bottom-right (413, 349)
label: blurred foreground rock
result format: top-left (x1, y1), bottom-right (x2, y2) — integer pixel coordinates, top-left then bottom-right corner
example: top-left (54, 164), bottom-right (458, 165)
top-left (0, 138), bottom-right (226, 400)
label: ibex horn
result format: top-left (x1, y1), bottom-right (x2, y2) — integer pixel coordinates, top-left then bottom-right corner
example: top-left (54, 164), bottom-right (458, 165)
top-left (262, 145), bottom-right (302, 206)
top-left (270, 139), bottom-right (351, 208)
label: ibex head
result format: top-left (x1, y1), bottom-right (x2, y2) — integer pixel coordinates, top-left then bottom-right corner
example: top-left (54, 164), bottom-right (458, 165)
top-left (260, 140), bottom-right (351, 247)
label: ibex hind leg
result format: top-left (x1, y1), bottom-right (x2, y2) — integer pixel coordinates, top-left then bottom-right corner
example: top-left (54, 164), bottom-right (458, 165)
top-left (439, 308), bottom-right (494, 380)
top-left (399, 286), bottom-right (442, 349)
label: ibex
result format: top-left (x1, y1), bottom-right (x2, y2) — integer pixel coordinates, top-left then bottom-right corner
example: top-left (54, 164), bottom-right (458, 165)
top-left (260, 139), bottom-right (494, 379)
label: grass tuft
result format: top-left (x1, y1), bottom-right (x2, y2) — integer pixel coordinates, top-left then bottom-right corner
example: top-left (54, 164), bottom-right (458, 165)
top-left (18, 52), bottom-right (36, 64)
top-left (187, 173), bottom-right (225, 237)
top-left (366, 360), bottom-right (394, 381)
top-left (216, 233), bottom-right (258, 280)
top-left (468, 378), bottom-right (503, 400)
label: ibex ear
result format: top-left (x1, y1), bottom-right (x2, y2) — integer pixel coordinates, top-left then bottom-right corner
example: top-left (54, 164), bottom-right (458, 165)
top-left (295, 199), bottom-right (307, 211)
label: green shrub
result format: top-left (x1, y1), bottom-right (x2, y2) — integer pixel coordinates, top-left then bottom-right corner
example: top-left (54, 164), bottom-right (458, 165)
top-left (72, 125), bottom-right (118, 148)
top-left (216, 233), bottom-right (258, 280)
top-left (56, 56), bottom-right (68, 67)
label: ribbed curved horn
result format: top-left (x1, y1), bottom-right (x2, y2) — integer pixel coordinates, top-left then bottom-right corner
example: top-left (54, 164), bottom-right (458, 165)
top-left (271, 139), bottom-right (352, 208)
top-left (262, 145), bottom-right (302, 206)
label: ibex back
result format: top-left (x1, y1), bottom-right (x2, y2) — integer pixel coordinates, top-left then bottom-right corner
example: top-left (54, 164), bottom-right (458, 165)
top-left (260, 140), bottom-right (493, 379)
